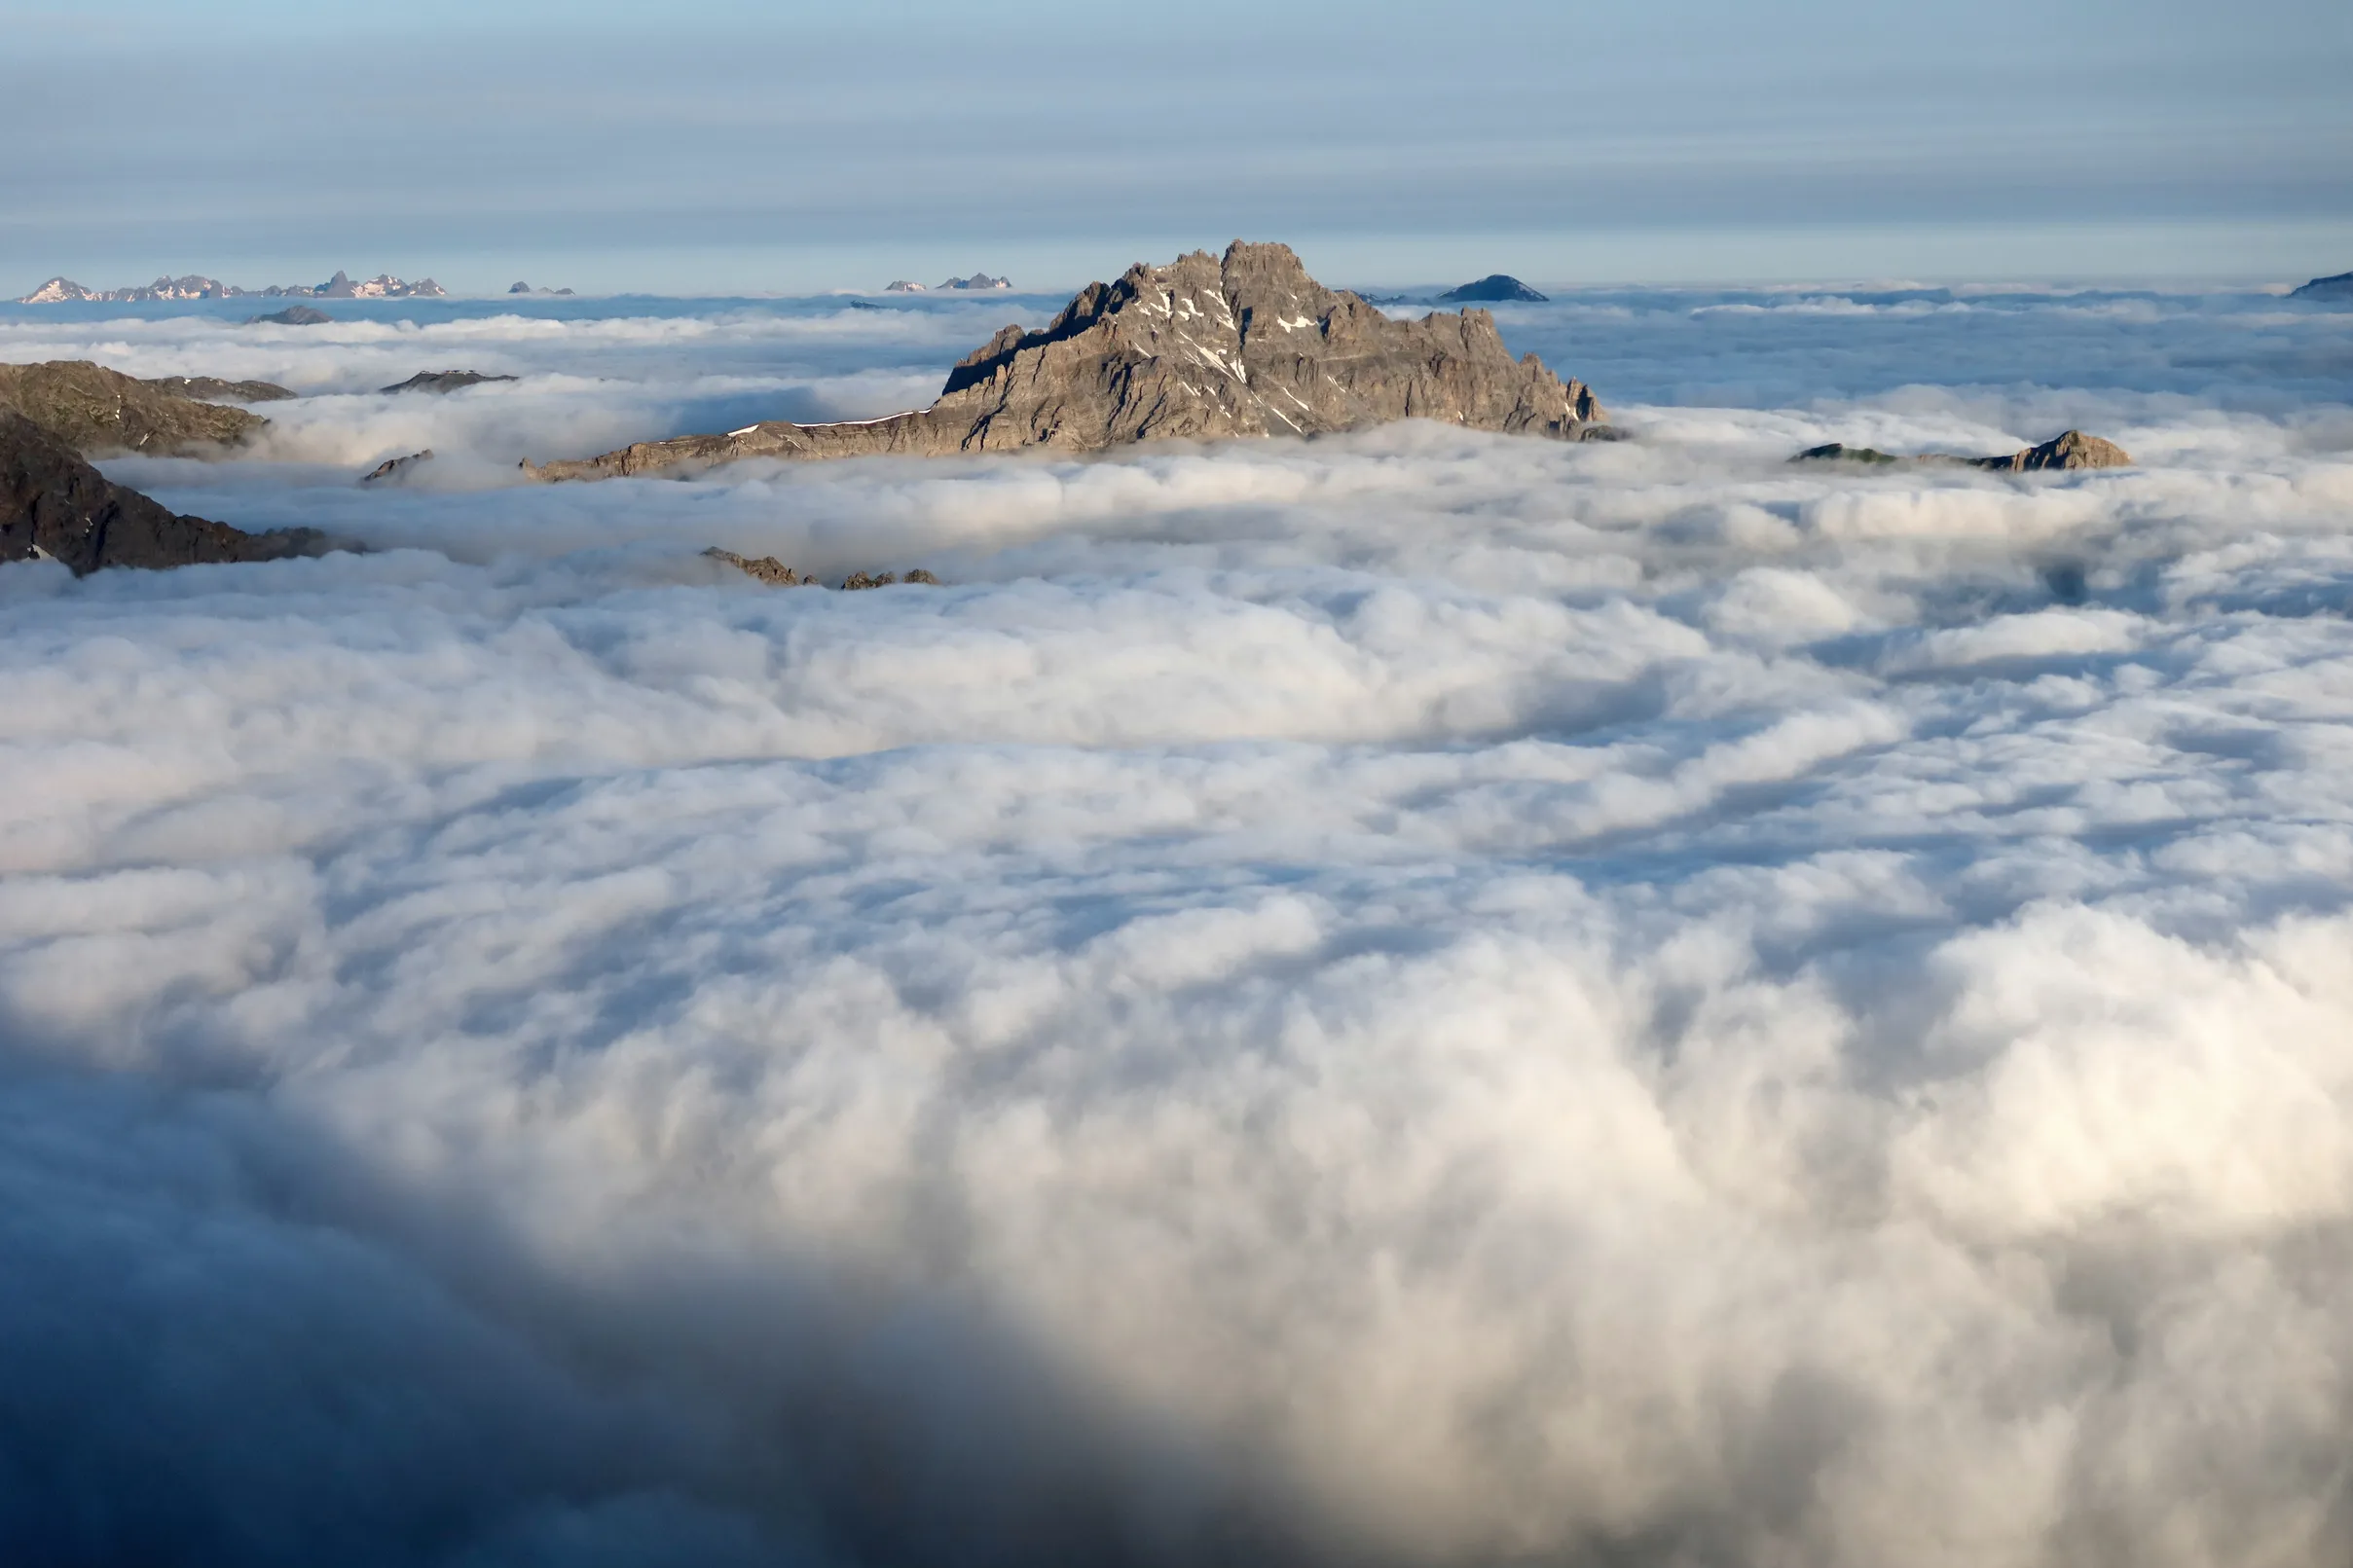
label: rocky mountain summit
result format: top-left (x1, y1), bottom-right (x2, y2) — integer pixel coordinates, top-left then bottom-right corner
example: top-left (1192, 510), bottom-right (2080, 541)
top-left (0, 361), bottom-right (274, 455)
top-left (527, 241), bottom-right (1609, 483)
top-left (1, 412), bottom-right (321, 573)
top-left (2291, 271), bottom-right (2352, 301)
top-left (18, 270), bottom-right (442, 304)
top-left (1794, 430), bottom-right (2132, 471)
top-left (1438, 274), bottom-right (1548, 304)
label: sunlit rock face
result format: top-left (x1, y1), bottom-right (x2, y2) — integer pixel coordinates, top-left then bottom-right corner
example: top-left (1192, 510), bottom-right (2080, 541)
top-left (523, 241), bottom-right (1608, 480)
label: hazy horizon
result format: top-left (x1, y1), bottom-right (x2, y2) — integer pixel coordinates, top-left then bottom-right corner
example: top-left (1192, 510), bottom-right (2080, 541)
top-left (7, 0), bottom-right (2348, 295)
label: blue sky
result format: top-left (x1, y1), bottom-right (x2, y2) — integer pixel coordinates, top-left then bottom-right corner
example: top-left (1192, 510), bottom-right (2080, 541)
top-left (5, 0), bottom-right (2350, 293)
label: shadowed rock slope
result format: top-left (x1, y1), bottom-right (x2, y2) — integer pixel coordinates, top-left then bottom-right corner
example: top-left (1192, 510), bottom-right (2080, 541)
top-left (382, 371), bottom-right (519, 394)
top-left (525, 241), bottom-right (1610, 482)
top-left (0, 361), bottom-right (274, 455)
top-left (1, 412), bottom-right (322, 573)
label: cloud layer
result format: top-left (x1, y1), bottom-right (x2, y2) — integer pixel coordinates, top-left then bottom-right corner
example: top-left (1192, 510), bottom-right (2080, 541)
top-left (3, 288), bottom-right (2353, 1566)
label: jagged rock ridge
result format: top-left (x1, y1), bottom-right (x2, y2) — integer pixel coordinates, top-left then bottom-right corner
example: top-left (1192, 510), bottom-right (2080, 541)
top-left (361, 451), bottom-right (434, 485)
top-left (1794, 430), bottom-right (2132, 471)
top-left (1, 412), bottom-right (322, 573)
top-left (527, 241), bottom-right (1608, 482)
top-left (0, 361), bottom-right (274, 455)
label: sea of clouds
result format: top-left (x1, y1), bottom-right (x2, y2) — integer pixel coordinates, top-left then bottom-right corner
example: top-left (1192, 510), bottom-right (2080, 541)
top-left (3, 284), bottom-right (2352, 1567)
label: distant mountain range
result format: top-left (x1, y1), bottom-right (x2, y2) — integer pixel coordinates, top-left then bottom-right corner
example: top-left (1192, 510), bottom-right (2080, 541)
top-left (885, 273), bottom-right (1014, 293)
top-left (2291, 270), bottom-right (2352, 301)
top-left (17, 269), bottom-right (444, 304)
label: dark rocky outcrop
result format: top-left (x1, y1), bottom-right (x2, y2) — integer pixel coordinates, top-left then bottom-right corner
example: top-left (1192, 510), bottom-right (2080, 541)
top-left (1, 412), bottom-right (323, 574)
top-left (1795, 443), bottom-right (1904, 465)
top-left (143, 375), bottom-right (297, 404)
top-left (380, 371), bottom-right (519, 395)
top-left (2291, 271), bottom-right (2352, 301)
top-left (1794, 430), bottom-right (2131, 471)
top-left (246, 306), bottom-right (334, 326)
top-left (527, 241), bottom-right (1608, 482)
top-left (1438, 274), bottom-right (1548, 304)
top-left (361, 450), bottom-right (434, 485)
top-left (0, 361), bottom-right (270, 455)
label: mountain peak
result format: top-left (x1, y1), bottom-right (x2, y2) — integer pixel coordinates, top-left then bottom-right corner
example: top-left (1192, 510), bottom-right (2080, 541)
top-left (526, 240), bottom-right (1610, 483)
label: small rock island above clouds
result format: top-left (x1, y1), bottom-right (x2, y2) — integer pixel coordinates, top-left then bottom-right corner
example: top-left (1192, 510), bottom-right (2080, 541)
top-left (1438, 273), bottom-right (1549, 303)
top-left (526, 241), bottom-right (1611, 482)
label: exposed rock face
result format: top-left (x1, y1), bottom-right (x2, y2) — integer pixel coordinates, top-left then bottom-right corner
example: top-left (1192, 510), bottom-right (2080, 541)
top-left (247, 306), bottom-right (334, 326)
top-left (361, 450), bottom-right (434, 485)
top-left (0, 361), bottom-right (270, 455)
top-left (527, 241), bottom-right (1608, 483)
top-left (703, 549), bottom-right (943, 588)
top-left (938, 273), bottom-right (1012, 291)
top-left (2290, 271), bottom-right (2352, 301)
top-left (1438, 274), bottom-right (1548, 304)
top-left (1980, 429), bottom-right (2132, 472)
top-left (1, 412), bottom-right (322, 574)
top-left (705, 548), bottom-right (812, 585)
top-left (1794, 430), bottom-right (2132, 471)
top-left (380, 371), bottom-right (519, 394)
top-left (145, 376), bottom-right (296, 404)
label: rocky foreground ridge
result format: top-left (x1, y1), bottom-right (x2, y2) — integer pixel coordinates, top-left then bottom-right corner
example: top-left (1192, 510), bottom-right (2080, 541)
top-left (525, 241), bottom-right (1610, 482)
top-left (1, 413), bottom-right (321, 573)
top-left (0, 361), bottom-right (286, 455)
